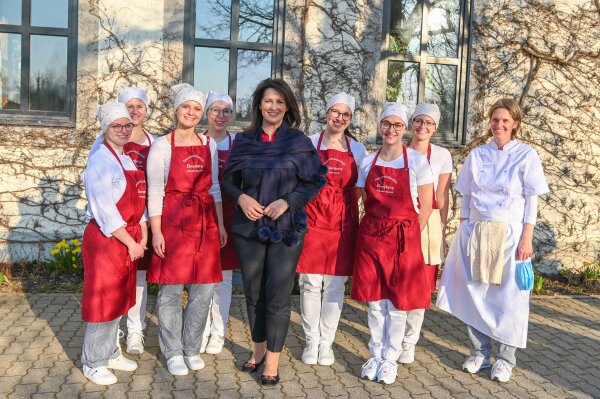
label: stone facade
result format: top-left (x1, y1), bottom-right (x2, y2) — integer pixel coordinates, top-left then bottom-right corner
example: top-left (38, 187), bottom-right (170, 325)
top-left (1, 0), bottom-right (598, 272)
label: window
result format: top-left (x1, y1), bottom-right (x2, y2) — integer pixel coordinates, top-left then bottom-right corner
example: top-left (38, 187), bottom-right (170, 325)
top-left (184, 0), bottom-right (284, 121)
top-left (0, 0), bottom-right (77, 126)
top-left (383, 0), bottom-right (471, 145)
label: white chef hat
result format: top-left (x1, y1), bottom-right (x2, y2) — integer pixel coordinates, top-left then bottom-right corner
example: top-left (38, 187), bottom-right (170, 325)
top-left (326, 92), bottom-right (356, 114)
top-left (412, 103), bottom-right (440, 126)
top-left (379, 102), bottom-right (408, 125)
top-left (96, 102), bottom-right (132, 133)
top-left (205, 91), bottom-right (233, 111)
top-left (118, 86), bottom-right (150, 109)
top-left (172, 83), bottom-right (206, 111)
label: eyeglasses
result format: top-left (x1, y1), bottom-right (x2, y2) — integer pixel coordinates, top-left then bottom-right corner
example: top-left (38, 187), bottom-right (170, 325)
top-left (329, 109), bottom-right (352, 121)
top-left (109, 123), bottom-right (134, 132)
top-left (380, 120), bottom-right (406, 131)
top-left (412, 118), bottom-right (436, 127)
top-left (208, 107), bottom-right (233, 117)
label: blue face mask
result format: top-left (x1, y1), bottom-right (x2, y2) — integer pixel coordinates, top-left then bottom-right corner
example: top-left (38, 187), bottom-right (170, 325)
top-left (515, 259), bottom-right (534, 291)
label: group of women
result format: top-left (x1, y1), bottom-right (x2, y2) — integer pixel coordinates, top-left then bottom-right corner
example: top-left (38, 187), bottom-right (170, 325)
top-left (80, 77), bottom-right (548, 387)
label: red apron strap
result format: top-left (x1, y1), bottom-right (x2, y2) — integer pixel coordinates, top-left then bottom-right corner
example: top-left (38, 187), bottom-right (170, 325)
top-left (427, 143), bottom-right (431, 163)
top-left (103, 142), bottom-right (125, 170)
top-left (316, 131), bottom-right (325, 151)
top-left (402, 145), bottom-right (409, 170)
top-left (143, 130), bottom-right (152, 146)
top-left (226, 132), bottom-right (231, 149)
top-left (317, 131), bottom-right (353, 156)
top-left (345, 134), bottom-right (353, 157)
top-left (170, 129), bottom-right (176, 146)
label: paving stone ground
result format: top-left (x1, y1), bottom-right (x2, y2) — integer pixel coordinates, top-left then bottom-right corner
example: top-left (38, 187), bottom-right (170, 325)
top-left (0, 293), bottom-right (599, 398)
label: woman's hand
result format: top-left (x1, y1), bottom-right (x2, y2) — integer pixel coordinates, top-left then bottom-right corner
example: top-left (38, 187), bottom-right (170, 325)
top-left (127, 242), bottom-right (145, 262)
top-left (219, 224), bottom-right (228, 248)
top-left (264, 199), bottom-right (289, 220)
top-left (139, 236), bottom-right (148, 251)
top-left (516, 223), bottom-right (534, 260)
top-left (153, 231), bottom-right (166, 258)
top-left (238, 194), bottom-right (264, 221)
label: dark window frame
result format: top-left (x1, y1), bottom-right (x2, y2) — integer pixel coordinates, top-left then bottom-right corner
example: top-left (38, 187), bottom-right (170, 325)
top-left (182, 0), bottom-right (285, 122)
top-left (381, 0), bottom-right (472, 146)
top-left (0, 0), bottom-right (78, 127)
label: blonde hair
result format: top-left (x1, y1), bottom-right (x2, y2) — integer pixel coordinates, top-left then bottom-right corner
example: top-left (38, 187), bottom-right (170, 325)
top-left (487, 98), bottom-right (523, 139)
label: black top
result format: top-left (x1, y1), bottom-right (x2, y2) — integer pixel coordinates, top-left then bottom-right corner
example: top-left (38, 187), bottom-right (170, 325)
top-left (222, 123), bottom-right (322, 239)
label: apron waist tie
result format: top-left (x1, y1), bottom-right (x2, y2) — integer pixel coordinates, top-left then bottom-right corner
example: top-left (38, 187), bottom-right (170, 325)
top-left (183, 192), bottom-right (214, 252)
top-left (378, 217), bottom-right (418, 287)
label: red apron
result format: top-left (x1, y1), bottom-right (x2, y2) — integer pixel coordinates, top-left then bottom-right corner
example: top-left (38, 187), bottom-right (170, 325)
top-left (124, 130), bottom-right (152, 270)
top-left (351, 147), bottom-right (430, 310)
top-left (205, 132), bottom-right (239, 271)
top-left (297, 133), bottom-right (359, 276)
top-left (147, 131), bottom-right (222, 284)
top-left (82, 143), bottom-right (147, 322)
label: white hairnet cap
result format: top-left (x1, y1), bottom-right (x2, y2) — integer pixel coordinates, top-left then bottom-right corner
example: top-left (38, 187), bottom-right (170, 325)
top-left (205, 91), bottom-right (233, 111)
top-left (96, 102), bottom-right (132, 133)
top-left (172, 83), bottom-right (206, 111)
top-left (326, 92), bottom-right (356, 114)
top-left (412, 103), bottom-right (440, 126)
top-left (379, 102), bottom-right (408, 126)
top-left (118, 86), bottom-right (150, 109)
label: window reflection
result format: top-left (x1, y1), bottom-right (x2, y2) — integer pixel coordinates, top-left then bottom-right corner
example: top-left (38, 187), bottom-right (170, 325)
top-left (29, 35), bottom-right (67, 111)
top-left (236, 50), bottom-right (271, 119)
top-left (0, 0), bottom-right (21, 25)
top-left (425, 64), bottom-right (457, 132)
top-left (427, 0), bottom-right (460, 58)
top-left (386, 61), bottom-right (419, 104)
top-left (194, 47), bottom-right (229, 94)
top-left (31, 0), bottom-right (68, 28)
top-left (195, 0), bottom-right (231, 40)
top-left (389, 0), bottom-right (421, 55)
top-left (239, 0), bottom-right (274, 43)
top-left (0, 33), bottom-right (21, 109)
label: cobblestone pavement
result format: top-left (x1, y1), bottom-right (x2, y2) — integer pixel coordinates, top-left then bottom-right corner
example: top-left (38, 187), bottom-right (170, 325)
top-left (1, 294), bottom-right (599, 399)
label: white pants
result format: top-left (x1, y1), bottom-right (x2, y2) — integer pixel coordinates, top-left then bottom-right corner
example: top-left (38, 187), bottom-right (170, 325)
top-left (203, 270), bottom-right (233, 340)
top-left (126, 270), bottom-right (147, 333)
top-left (404, 309), bottom-right (425, 345)
top-left (299, 273), bottom-right (347, 347)
top-left (368, 299), bottom-right (409, 362)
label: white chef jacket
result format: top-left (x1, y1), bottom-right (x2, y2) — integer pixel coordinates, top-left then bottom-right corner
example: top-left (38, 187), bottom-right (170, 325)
top-left (83, 145), bottom-right (147, 237)
top-left (357, 148), bottom-right (434, 213)
top-left (147, 133), bottom-right (221, 217)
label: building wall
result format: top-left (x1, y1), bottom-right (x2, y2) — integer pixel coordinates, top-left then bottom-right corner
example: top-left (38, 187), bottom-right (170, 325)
top-left (1, 0), bottom-right (598, 272)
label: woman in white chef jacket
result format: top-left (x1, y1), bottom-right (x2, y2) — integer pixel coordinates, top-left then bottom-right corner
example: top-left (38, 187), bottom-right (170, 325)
top-left (80, 102), bottom-right (147, 385)
top-left (401, 103), bottom-right (452, 364)
top-left (436, 98), bottom-right (549, 383)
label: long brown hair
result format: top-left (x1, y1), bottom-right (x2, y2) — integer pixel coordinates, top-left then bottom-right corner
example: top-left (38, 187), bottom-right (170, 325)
top-left (245, 78), bottom-right (301, 132)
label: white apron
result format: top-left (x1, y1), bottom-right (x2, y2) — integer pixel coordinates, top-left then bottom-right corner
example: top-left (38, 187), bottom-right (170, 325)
top-left (421, 208), bottom-right (443, 265)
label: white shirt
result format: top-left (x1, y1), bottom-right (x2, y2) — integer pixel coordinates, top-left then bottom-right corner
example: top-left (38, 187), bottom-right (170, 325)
top-left (89, 130), bottom-right (155, 158)
top-left (357, 148), bottom-right (434, 213)
top-left (215, 132), bottom-right (237, 151)
top-left (427, 144), bottom-right (453, 192)
top-left (83, 145), bottom-right (147, 237)
top-left (147, 134), bottom-right (221, 217)
top-left (456, 140), bottom-right (549, 224)
top-left (309, 133), bottom-right (369, 168)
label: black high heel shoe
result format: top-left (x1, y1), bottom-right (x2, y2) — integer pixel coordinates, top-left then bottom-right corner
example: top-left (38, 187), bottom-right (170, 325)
top-left (261, 374), bottom-right (280, 386)
top-left (241, 354), bottom-right (266, 373)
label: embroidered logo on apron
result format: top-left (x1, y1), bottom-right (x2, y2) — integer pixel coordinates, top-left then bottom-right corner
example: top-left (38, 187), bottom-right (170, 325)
top-left (375, 175), bottom-right (398, 194)
top-left (183, 154), bottom-right (205, 173)
top-left (324, 157), bottom-right (346, 175)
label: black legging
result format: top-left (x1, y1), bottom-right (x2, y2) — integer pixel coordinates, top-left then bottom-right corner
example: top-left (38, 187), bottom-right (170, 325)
top-left (234, 235), bottom-right (304, 352)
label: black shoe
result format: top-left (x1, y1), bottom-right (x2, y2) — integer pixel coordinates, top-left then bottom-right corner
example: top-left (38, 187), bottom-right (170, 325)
top-left (261, 374), bottom-right (280, 386)
top-left (241, 354), bottom-right (266, 373)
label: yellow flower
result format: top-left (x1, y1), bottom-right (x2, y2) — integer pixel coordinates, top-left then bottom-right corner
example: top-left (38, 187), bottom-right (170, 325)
top-left (70, 239), bottom-right (81, 246)
top-left (65, 248), bottom-right (70, 253)
top-left (50, 249), bottom-right (59, 256)
top-left (72, 264), bottom-right (77, 268)
top-left (72, 248), bottom-right (81, 254)
top-left (72, 257), bottom-right (76, 262)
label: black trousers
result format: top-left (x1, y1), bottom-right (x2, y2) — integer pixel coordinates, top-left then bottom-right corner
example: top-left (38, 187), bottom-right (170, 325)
top-left (234, 235), bottom-right (304, 352)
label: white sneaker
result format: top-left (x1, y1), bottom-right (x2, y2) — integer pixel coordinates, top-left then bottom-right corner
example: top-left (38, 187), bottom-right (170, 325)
top-left (491, 359), bottom-right (512, 382)
top-left (376, 360), bottom-right (398, 385)
top-left (462, 355), bottom-right (491, 374)
top-left (398, 342), bottom-right (415, 364)
top-left (317, 344), bottom-right (335, 366)
top-left (205, 335), bottom-right (225, 354)
top-left (82, 365), bottom-right (117, 385)
top-left (360, 357), bottom-right (382, 381)
top-left (107, 355), bottom-right (138, 371)
top-left (301, 344), bottom-right (318, 365)
top-left (126, 331), bottom-right (145, 355)
top-left (167, 355), bottom-right (189, 376)
top-left (184, 355), bottom-right (206, 370)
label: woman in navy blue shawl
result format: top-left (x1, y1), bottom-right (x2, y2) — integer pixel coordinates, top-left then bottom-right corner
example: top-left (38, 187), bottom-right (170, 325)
top-left (223, 79), bottom-right (323, 385)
